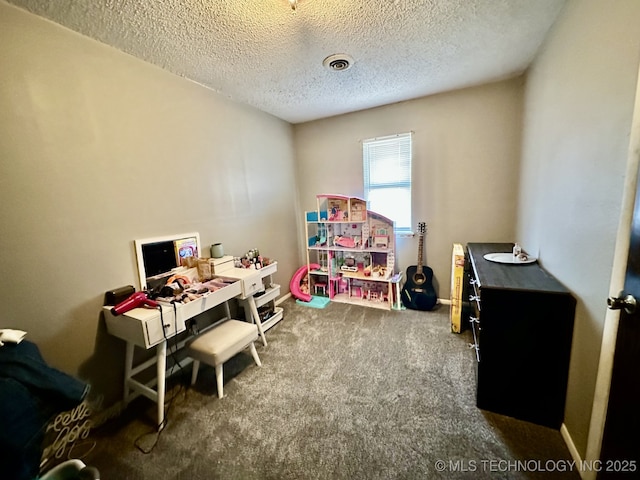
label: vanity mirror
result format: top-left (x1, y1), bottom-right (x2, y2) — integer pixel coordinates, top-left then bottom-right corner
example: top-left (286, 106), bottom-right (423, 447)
top-left (134, 232), bottom-right (201, 291)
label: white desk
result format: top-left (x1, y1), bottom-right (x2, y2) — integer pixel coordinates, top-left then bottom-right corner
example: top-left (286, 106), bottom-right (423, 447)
top-left (105, 265), bottom-right (277, 429)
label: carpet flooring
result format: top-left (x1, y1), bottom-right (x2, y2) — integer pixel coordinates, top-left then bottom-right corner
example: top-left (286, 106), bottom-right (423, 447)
top-left (82, 298), bottom-right (579, 479)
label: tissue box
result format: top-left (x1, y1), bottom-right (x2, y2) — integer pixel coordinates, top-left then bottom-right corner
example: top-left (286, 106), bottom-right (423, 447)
top-left (450, 243), bottom-right (465, 333)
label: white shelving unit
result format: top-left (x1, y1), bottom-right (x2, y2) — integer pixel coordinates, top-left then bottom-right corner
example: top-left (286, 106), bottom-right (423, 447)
top-left (239, 261), bottom-right (284, 331)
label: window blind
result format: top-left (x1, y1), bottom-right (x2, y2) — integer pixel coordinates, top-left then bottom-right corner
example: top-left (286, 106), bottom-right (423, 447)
top-left (363, 132), bottom-right (412, 233)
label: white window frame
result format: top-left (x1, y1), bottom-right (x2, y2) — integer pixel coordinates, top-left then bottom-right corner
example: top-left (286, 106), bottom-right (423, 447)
top-left (362, 132), bottom-right (413, 234)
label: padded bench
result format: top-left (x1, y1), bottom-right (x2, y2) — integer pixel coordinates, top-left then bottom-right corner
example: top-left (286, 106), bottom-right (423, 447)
top-left (187, 320), bottom-right (262, 398)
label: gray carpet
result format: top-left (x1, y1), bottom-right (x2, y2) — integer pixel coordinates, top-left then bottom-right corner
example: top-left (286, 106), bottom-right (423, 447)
top-left (84, 298), bottom-right (579, 479)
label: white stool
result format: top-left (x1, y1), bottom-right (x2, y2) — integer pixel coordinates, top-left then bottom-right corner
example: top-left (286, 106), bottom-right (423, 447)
top-left (187, 320), bottom-right (262, 398)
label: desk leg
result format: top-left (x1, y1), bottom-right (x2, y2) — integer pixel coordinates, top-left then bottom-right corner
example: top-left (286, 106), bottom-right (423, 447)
top-left (124, 342), bottom-right (134, 405)
top-left (242, 299), bottom-right (252, 323)
top-left (224, 301), bottom-right (231, 320)
top-left (156, 340), bottom-right (167, 430)
top-left (247, 296), bottom-right (267, 347)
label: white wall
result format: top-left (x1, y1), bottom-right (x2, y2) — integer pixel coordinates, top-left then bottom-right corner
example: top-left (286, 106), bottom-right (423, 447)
top-left (294, 78), bottom-right (524, 299)
top-left (518, 0), bottom-right (640, 458)
top-left (0, 2), bottom-right (299, 405)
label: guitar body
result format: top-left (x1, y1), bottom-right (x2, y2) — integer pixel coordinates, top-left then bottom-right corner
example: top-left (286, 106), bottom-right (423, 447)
top-left (401, 222), bottom-right (438, 311)
top-left (401, 265), bottom-right (437, 311)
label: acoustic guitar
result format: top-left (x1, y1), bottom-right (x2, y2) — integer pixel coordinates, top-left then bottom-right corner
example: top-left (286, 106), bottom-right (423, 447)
top-left (401, 222), bottom-right (437, 311)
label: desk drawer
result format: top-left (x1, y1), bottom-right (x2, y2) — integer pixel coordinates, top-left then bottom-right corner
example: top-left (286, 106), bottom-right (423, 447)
top-left (104, 279), bottom-right (242, 349)
top-left (242, 274), bottom-right (263, 297)
top-left (175, 279), bottom-right (242, 321)
top-left (225, 268), bottom-right (263, 298)
top-left (105, 305), bottom-right (184, 349)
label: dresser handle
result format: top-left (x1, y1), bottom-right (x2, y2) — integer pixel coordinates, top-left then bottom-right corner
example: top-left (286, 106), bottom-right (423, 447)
top-left (468, 343), bottom-right (479, 351)
top-left (470, 278), bottom-right (478, 285)
top-left (469, 317), bottom-right (480, 324)
top-left (469, 295), bottom-right (480, 302)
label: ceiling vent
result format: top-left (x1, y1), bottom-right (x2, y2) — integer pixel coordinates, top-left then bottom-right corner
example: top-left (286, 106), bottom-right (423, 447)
top-left (323, 54), bottom-right (354, 72)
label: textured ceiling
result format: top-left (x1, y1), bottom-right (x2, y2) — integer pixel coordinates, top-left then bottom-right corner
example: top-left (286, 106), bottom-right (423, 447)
top-left (7, 0), bottom-right (566, 124)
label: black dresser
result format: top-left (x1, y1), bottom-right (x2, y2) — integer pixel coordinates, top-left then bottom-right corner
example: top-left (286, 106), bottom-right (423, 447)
top-left (466, 243), bottom-right (576, 429)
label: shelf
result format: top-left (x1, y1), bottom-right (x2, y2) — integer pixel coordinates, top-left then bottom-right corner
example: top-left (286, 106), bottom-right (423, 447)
top-left (309, 269), bottom-right (328, 276)
top-left (253, 284), bottom-right (280, 309)
top-left (331, 294), bottom-right (390, 310)
top-left (261, 306), bottom-right (284, 332)
top-left (341, 272), bottom-right (392, 282)
top-left (307, 219), bottom-right (366, 224)
top-left (258, 261), bottom-right (277, 277)
top-left (308, 245), bottom-right (392, 254)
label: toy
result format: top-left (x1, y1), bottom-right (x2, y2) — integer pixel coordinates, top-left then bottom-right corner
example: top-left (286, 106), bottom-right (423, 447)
top-left (290, 264), bottom-right (320, 302)
top-left (334, 235), bottom-right (357, 248)
top-left (374, 236), bottom-right (388, 248)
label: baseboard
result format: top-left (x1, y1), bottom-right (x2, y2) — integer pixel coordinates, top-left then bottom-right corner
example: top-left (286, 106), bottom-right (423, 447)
top-left (275, 292), bottom-right (291, 305)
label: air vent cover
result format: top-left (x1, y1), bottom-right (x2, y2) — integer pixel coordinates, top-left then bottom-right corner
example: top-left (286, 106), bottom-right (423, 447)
top-left (323, 54), bottom-right (354, 72)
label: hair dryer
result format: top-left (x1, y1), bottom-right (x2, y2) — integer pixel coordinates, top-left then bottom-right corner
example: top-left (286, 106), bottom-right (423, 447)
top-left (111, 291), bottom-right (159, 316)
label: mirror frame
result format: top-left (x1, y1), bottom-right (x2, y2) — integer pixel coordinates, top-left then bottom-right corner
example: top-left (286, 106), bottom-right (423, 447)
top-left (134, 232), bottom-right (201, 291)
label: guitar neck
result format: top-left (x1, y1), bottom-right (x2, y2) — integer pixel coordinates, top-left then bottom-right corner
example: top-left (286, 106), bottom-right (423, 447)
top-left (417, 233), bottom-right (424, 273)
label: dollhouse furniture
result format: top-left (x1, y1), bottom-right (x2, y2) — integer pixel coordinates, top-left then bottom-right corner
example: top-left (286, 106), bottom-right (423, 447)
top-left (304, 194), bottom-right (397, 310)
top-left (187, 319), bottom-right (262, 399)
top-left (314, 281), bottom-right (327, 295)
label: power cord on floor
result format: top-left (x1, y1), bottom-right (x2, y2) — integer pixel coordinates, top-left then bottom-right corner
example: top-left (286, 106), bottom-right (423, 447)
top-left (133, 304), bottom-right (191, 454)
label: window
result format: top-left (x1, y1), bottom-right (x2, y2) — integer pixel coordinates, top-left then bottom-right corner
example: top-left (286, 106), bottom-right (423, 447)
top-left (362, 132), bottom-right (412, 233)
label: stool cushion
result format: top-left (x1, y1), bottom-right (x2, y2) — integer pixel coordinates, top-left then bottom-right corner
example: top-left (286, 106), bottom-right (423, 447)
top-left (187, 320), bottom-right (259, 366)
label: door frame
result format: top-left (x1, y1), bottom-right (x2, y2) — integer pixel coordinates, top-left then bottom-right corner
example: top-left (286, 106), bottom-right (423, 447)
top-left (581, 63), bottom-right (640, 480)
